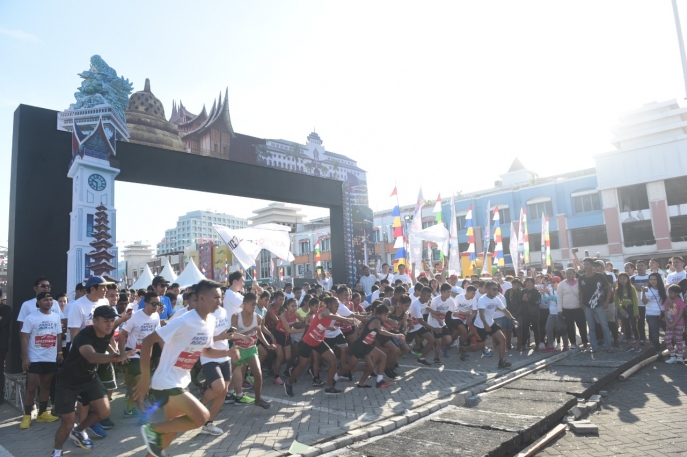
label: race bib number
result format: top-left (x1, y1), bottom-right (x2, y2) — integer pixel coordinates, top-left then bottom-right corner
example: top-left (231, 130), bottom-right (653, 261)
top-left (35, 334), bottom-right (57, 348)
top-left (174, 350), bottom-right (201, 369)
top-left (235, 335), bottom-right (257, 349)
top-left (362, 331), bottom-right (377, 345)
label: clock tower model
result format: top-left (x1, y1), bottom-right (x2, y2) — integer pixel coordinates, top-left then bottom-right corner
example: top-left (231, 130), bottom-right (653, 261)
top-left (66, 118), bottom-right (121, 297)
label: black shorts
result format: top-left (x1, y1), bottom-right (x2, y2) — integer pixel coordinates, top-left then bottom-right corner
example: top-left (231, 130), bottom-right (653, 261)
top-left (202, 361), bottom-right (232, 385)
top-left (422, 314), bottom-right (429, 322)
top-left (445, 313), bottom-right (458, 331)
top-left (433, 327), bottom-right (451, 339)
top-left (325, 333), bottom-right (348, 349)
top-left (125, 358), bottom-right (142, 377)
top-left (152, 342), bottom-right (162, 358)
top-left (274, 331), bottom-right (291, 347)
top-left (476, 323), bottom-right (502, 341)
top-left (343, 329), bottom-right (356, 339)
top-left (350, 341), bottom-right (375, 359)
top-left (377, 335), bottom-right (391, 346)
top-left (298, 341), bottom-right (331, 359)
top-left (453, 319), bottom-right (468, 332)
top-left (53, 377), bottom-right (107, 414)
top-left (407, 327), bottom-right (430, 341)
top-left (27, 361), bottom-right (57, 375)
top-left (97, 362), bottom-right (117, 390)
top-left (150, 386), bottom-right (189, 408)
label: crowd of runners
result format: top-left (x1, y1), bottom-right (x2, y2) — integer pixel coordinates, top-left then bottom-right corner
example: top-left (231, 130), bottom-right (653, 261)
top-left (0, 252), bottom-right (685, 457)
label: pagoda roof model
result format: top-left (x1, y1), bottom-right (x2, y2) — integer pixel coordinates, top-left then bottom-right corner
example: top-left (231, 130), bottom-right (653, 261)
top-left (71, 118), bottom-right (119, 169)
top-left (89, 249), bottom-right (115, 261)
top-left (169, 101), bottom-right (208, 132)
top-left (175, 88), bottom-right (235, 141)
top-left (88, 204), bottom-right (117, 278)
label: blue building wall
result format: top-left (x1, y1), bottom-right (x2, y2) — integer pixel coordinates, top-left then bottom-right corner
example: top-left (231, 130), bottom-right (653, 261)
top-left (443, 173), bottom-right (604, 247)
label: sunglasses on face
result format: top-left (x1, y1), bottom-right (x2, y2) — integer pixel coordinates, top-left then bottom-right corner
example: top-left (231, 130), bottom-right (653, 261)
top-left (149, 302), bottom-right (164, 307)
top-left (489, 287), bottom-right (499, 291)
top-left (39, 284), bottom-right (51, 288)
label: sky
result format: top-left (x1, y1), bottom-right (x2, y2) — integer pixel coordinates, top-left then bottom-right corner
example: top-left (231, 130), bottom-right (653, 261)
top-left (2, 0), bottom-right (687, 250)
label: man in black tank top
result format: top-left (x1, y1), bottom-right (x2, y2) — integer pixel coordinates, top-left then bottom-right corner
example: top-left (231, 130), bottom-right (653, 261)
top-left (336, 304), bottom-right (405, 389)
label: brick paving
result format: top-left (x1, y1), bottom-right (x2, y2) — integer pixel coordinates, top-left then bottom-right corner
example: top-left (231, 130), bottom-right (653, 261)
top-left (0, 347), bottom-right (554, 457)
top-left (536, 359), bottom-right (687, 456)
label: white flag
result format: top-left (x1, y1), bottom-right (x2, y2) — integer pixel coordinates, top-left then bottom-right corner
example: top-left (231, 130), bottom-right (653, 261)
top-left (448, 195), bottom-right (461, 276)
top-left (213, 225), bottom-right (260, 270)
top-left (509, 221), bottom-right (519, 270)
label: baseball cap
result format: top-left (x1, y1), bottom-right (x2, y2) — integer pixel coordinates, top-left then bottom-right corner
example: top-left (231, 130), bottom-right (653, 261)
top-left (85, 276), bottom-right (115, 289)
top-left (449, 274), bottom-right (459, 279)
top-left (551, 276), bottom-right (562, 283)
top-left (451, 286), bottom-right (461, 294)
top-left (36, 291), bottom-right (52, 301)
top-left (594, 260), bottom-right (606, 268)
top-left (152, 276), bottom-right (170, 286)
top-left (93, 305), bottom-right (118, 319)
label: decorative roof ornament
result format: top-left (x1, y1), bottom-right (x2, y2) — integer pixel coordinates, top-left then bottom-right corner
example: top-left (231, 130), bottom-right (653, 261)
top-left (70, 55), bottom-right (133, 123)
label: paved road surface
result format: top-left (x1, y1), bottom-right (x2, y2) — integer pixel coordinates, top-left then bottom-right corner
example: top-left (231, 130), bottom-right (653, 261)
top-left (0, 346), bottom-right (553, 457)
top-left (536, 359), bottom-right (687, 456)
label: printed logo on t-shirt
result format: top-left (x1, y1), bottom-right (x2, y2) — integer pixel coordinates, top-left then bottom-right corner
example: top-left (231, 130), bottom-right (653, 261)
top-left (174, 350), bottom-right (201, 369)
top-left (35, 334), bottom-right (57, 348)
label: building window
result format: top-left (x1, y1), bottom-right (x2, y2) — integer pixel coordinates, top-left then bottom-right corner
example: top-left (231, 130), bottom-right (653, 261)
top-left (670, 215), bottom-right (687, 241)
top-left (497, 208), bottom-right (511, 224)
top-left (84, 254), bottom-right (92, 278)
top-left (297, 264), bottom-right (304, 276)
top-left (86, 214), bottom-right (94, 237)
top-left (571, 226), bottom-right (608, 247)
top-left (528, 231), bottom-right (560, 251)
top-left (422, 220), bottom-right (436, 229)
top-left (622, 221), bottom-right (655, 247)
top-left (572, 192), bottom-right (601, 213)
top-left (456, 215), bottom-right (467, 230)
top-left (299, 240), bottom-right (311, 255)
top-left (372, 230), bottom-right (382, 243)
top-left (618, 184), bottom-right (649, 212)
top-left (321, 238), bottom-right (331, 252)
top-left (527, 200), bottom-right (553, 220)
top-left (666, 177), bottom-right (687, 206)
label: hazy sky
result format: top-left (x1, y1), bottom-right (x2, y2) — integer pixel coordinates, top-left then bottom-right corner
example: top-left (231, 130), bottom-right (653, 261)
top-left (2, 0), bottom-right (687, 249)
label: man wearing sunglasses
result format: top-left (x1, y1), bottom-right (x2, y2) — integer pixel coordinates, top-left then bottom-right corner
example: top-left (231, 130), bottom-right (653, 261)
top-left (138, 276), bottom-right (175, 324)
top-left (17, 277), bottom-right (65, 324)
top-left (119, 292), bottom-right (161, 424)
top-left (473, 281), bottom-right (516, 369)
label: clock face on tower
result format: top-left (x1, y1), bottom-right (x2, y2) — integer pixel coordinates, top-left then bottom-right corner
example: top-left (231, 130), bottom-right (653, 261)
top-left (88, 174), bottom-right (107, 192)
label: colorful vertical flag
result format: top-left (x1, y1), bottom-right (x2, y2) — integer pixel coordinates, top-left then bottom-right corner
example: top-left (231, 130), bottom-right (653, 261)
top-left (482, 200), bottom-right (491, 268)
top-left (315, 239), bottom-right (322, 269)
top-left (390, 187), bottom-right (397, 197)
top-left (541, 214), bottom-right (551, 269)
top-left (391, 205), bottom-right (403, 239)
top-left (493, 206), bottom-right (504, 267)
top-left (433, 194), bottom-right (444, 261)
top-left (448, 195), bottom-right (462, 277)
top-left (466, 205), bottom-right (476, 264)
top-left (224, 259), bottom-right (229, 283)
top-left (523, 210), bottom-right (530, 265)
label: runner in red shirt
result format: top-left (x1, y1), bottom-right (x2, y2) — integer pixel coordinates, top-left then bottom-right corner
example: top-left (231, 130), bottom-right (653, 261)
top-left (284, 297), bottom-right (358, 397)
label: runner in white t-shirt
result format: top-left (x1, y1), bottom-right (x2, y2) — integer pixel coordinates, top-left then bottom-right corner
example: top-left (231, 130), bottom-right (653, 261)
top-left (133, 279), bottom-right (240, 457)
top-left (451, 286), bottom-right (485, 360)
top-left (223, 272), bottom-right (245, 319)
top-left (17, 277), bottom-right (64, 323)
top-left (666, 256), bottom-right (686, 286)
top-left (473, 281), bottom-right (516, 369)
top-left (118, 292), bottom-right (161, 423)
top-left (19, 292), bottom-right (63, 429)
top-left (407, 287), bottom-right (436, 365)
top-left (394, 264), bottom-right (412, 285)
top-left (427, 284), bottom-right (455, 363)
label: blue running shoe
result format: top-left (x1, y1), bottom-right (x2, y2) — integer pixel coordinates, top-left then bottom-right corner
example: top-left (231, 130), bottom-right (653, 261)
top-left (99, 417), bottom-right (115, 429)
top-left (87, 422), bottom-right (108, 438)
top-left (138, 413), bottom-right (149, 425)
top-left (70, 427), bottom-right (94, 449)
top-left (441, 347), bottom-right (449, 358)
